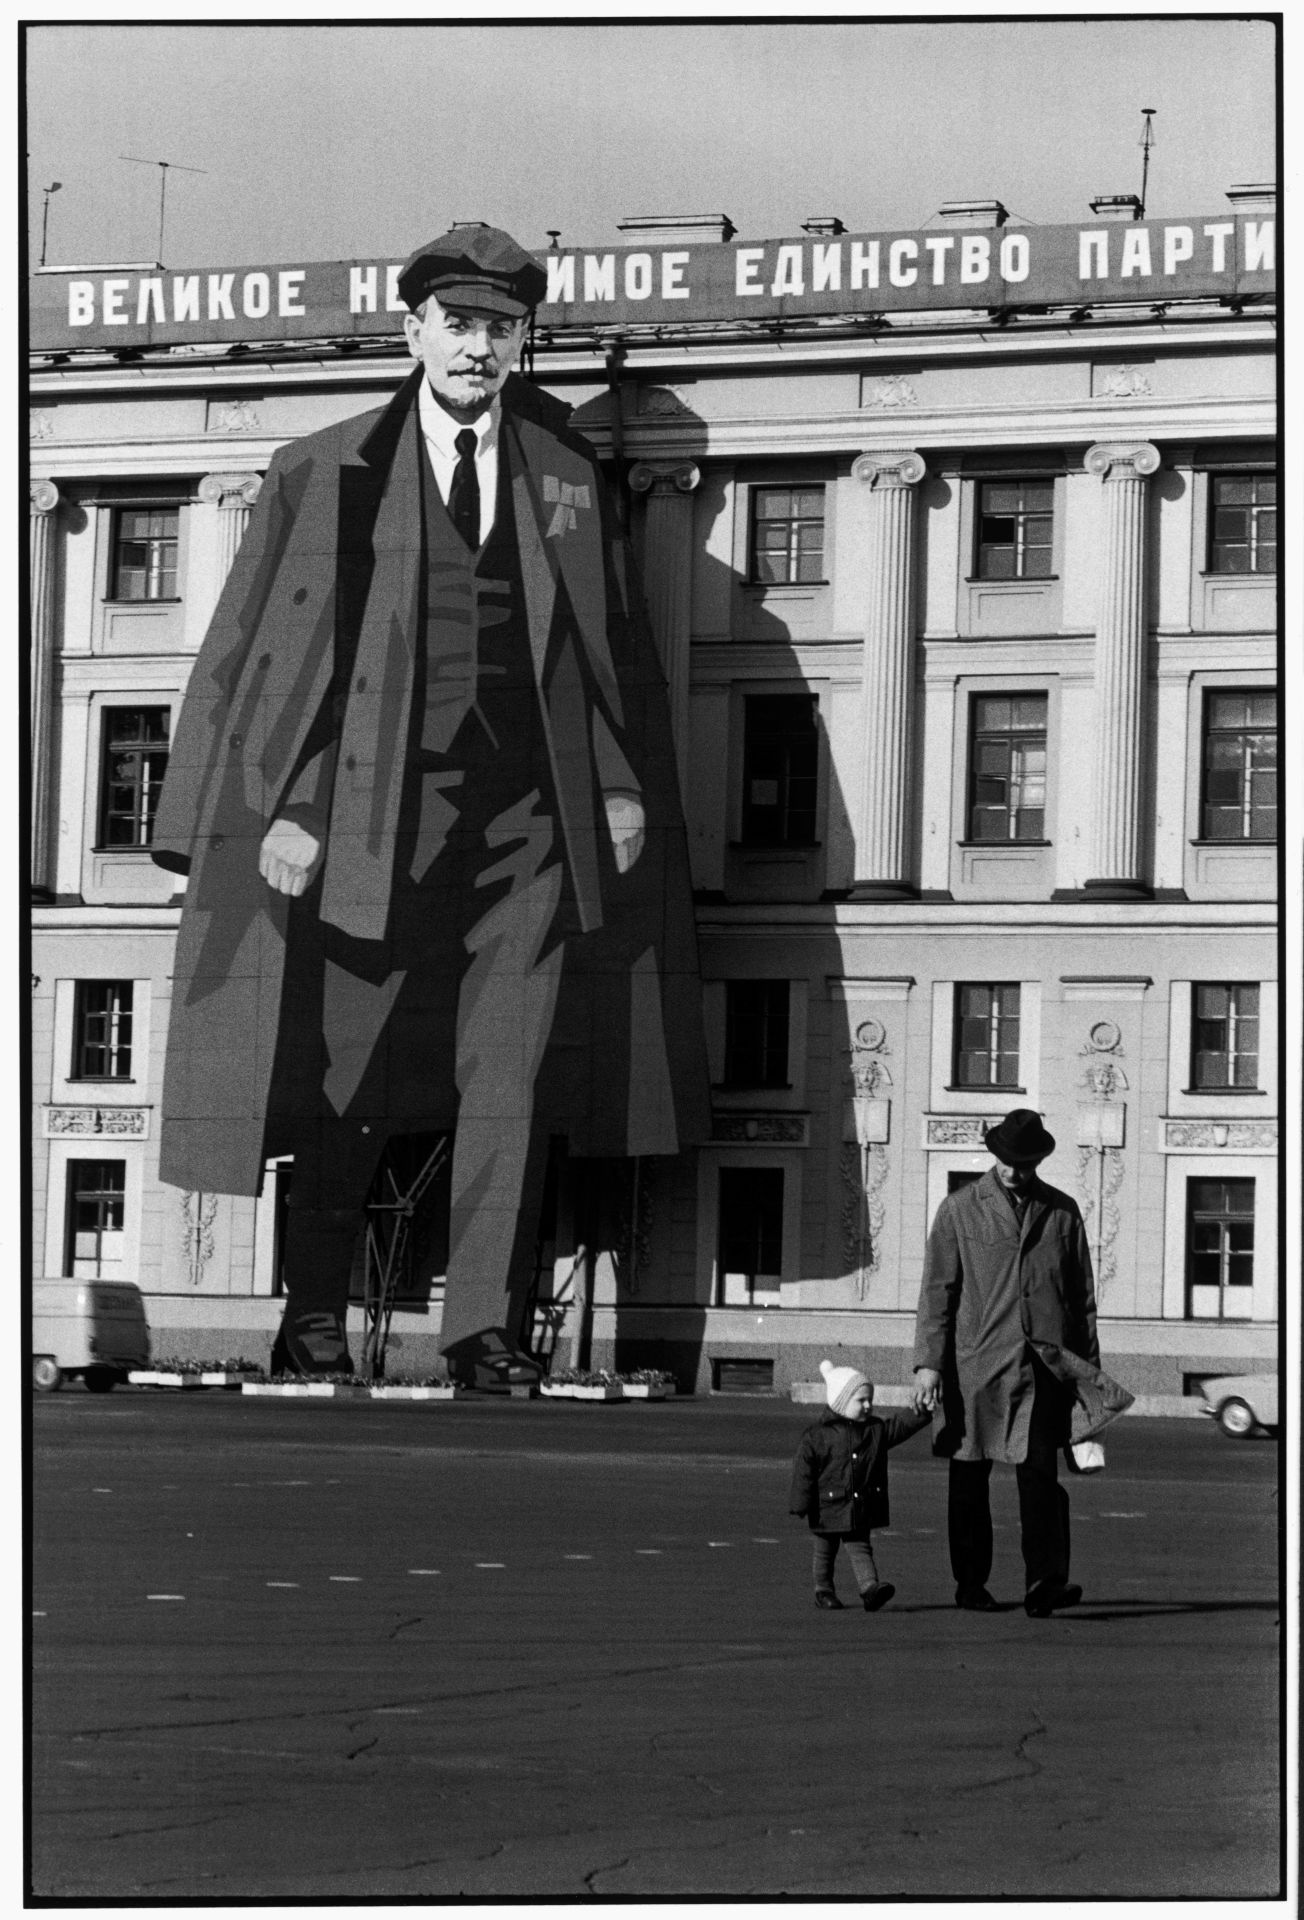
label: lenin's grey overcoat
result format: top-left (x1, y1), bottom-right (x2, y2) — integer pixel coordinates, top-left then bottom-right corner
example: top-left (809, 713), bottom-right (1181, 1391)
top-left (912, 1167), bottom-right (1133, 1464)
top-left (150, 369), bottom-right (709, 1197)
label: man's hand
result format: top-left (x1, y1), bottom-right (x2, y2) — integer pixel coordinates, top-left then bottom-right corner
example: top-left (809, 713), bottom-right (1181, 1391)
top-left (604, 792), bottom-right (645, 874)
top-left (259, 818), bottom-right (322, 896)
top-left (912, 1367), bottom-right (943, 1414)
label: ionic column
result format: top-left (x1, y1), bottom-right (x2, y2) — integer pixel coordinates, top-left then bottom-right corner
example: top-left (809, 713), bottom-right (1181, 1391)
top-left (851, 449), bottom-right (927, 896)
top-left (1082, 442), bottom-right (1161, 896)
top-left (29, 480), bottom-right (60, 893)
top-left (199, 472), bottom-right (262, 584)
top-left (628, 460), bottom-right (701, 789)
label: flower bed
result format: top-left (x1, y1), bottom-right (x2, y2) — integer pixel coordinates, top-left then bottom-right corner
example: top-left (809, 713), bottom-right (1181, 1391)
top-left (540, 1368), bottom-right (676, 1401)
top-left (131, 1355), bottom-right (262, 1389)
top-left (242, 1381), bottom-right (370, 1399)
top-left (368, 1384), bottom-right (456, 1401)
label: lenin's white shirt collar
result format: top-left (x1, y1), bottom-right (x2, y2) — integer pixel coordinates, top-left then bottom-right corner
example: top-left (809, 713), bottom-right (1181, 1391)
top-left (417, 381), bottom-right (500, 545)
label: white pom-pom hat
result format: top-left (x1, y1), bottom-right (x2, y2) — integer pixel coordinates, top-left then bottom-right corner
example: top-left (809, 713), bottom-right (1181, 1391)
top-left (820, 1358), bottom-right (871, 1416)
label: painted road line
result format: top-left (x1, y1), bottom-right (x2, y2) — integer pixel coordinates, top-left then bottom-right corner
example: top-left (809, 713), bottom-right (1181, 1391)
top-left (475, 1562), bottom-right (506, 1569)
top-left (1101, 1511), bottom-right (1146, 1518)
top-left (32, 1611), bottom-right (46, 1617)
top-left (752, 1537), bottom-right (780, 1544)
top-left (92, 1488), bottom-right (113, 1494)
top-left (329, 1576), bottom-right (362, 1583)
top-left (708, 1541), bottom-right (732, 1547)
top-left (266, 1582), bottom-right (300, 1589)
top-left (374, 1707), bottom-right (422, 1715)
top-left (635, 1549), bottom-right (663, 1555)
top-left (564, 1554), bottom-right (593, 1561)
top-left (408, 1569), bottom-right (441, 1576)
top-left (146, 1594), bottom-right (185, 1601)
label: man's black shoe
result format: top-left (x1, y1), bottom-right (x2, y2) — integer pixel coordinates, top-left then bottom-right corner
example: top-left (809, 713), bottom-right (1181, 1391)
top-left (272, 1308), bottom-right (353, 1377)
top-left (861, 1582), bottom-right (896, 1612)
top-left (442, 1326), bottom-right (542, 1392)
top-left (1024, 1579), bottom-right (1083, 1618)
top-left (955, 1586), bottom-right (1000, 1611)
top-left (814, 1589), bottom-right (844, 1610)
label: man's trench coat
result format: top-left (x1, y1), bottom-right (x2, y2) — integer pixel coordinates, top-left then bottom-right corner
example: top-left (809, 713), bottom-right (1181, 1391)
top-left (912, 1167), bottom-right (1134, 1464)
top-left (151, 368), bottom-right (709, 1198)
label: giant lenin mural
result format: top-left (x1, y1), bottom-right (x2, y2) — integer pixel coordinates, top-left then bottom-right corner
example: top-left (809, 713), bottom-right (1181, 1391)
top-left (151, 225), bottom-right (709, 1384)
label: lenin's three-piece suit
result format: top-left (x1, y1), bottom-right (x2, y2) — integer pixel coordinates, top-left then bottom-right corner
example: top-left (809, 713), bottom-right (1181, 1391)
top-left (151, 363), bottom-right (708, 1359)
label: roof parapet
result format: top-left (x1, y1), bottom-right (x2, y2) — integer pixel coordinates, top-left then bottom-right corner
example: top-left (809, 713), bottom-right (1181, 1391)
top-left (934, 201), bottom-right (1009, 229)
top-left (1225, 182), bottom-right (1275, 212)
top-left (615, 214), bottom-right (736, 246)
top-left (1089, 194), bottom-right (1142, 223)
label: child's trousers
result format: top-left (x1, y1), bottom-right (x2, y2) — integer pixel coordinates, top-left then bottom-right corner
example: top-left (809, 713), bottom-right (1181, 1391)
top-left (812, 1531), bottom-right (879, 1594)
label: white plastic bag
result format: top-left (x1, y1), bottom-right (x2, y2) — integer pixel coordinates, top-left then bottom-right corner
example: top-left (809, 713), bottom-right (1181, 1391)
top-left (1066, 1439), bottom-right (1106, 1474)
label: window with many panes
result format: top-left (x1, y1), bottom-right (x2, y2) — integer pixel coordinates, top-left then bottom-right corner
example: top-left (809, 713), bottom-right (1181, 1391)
top-left (1208, 473), bottom-right (1276, 575)
top-left (967, 694), bottom-right (1048, 841)
top-left (723, 981), bottom-right (790, 1087)
top-left (741, 695), bottom-right (818, 845)
top-left (953, 983), bottom-right (1021, 1088)
top-left (975, 479), bottom-right (1054, 580)
top-left (717, 1166), bottom-right (784, 1304)
top-left (65, 1160), bottom-right (126, 1278)
top-left (1200, 691), bottom-right (1277, 841)
top-left (1190, 983), bottom-right (1259, 1091)
top-left (1186, 1177), bottom-right (1254, 1320)
top-left (72, 982), bottom-right (135, 1080)
top-left (750, 485), bottom-right (825, 584)
top-left (111, 506), bottom-right (180, 600)
top-left (98, 708), bottom-right (171, 848)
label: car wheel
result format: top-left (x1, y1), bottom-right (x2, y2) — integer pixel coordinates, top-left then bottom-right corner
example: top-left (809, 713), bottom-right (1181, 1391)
top-left (32, 1356), bottom-right (62, 1393)
top-left (83, 1365), bottom-right (118, 1394)
top-left (1216, 1396), bottom-right (1257, 1439)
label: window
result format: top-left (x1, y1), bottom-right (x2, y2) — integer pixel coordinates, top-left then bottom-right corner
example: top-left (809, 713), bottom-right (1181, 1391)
top-left (717, 1167), bottom-right (784, 1304)
top-left (1200, 691), bottom-right (1277, 842)
top-left (1191, 984), bottom-right (1259, 1091)
top-left (750, 485), bottom-right (825, 584)
top-left (967, 694), bottom-right (1048, 841)
top-left (98, 708), bottom-right (171, 848)
top-left (65, 1161), bottom-right (126, 1277)
top-left (111, 506), bottom-right (180, 600)
top-left (72, 982), bottom-right (135, 1080)
top-left (975, 479), bottom-right (1054, 580)
top-left (1186, 1177), bottom-right (1254, 1319)
top-left (723, 981), bottom-right (789, 1087)
top-left (741, 695), bottom-right (818, 845)
top-left (953, 983), bottom-right (1021, 1088)
top-left (1208, 473), bottom-right (1276, 575)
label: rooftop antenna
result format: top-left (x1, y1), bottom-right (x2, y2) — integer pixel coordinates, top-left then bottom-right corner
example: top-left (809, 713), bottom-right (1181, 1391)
top-left (1138, 108), bottom-right (1157, 221)
top-left (118, 155), bottom-right (208, 265)
top-left (38, 181), bottom-right (61, 267)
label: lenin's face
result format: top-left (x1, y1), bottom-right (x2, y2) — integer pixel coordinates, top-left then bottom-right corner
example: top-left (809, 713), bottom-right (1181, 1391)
top-left (404, 295), bottom-right (528, 419)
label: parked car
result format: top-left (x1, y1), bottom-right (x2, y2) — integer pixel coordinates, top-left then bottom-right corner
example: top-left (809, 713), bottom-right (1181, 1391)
top-left (1199, 1372), bottom-right (1278, 1439)
top-left (30, 1278), bottom-right (151, 1392)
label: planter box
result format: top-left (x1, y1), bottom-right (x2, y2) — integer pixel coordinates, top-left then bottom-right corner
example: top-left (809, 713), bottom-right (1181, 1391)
top-left (368, 1385), bottom-right (455, 1402)
top-left (619, 1382), bottom-right (675, 1399)
top-left (129, 1370), bottom-right (207, 1389)
top-left (241, 1382), bottom-right (369, 1399)
top-left (542, 1382), bottom-right (622, 1401)
top-left (200, 1370), bottom-right (259, 1389)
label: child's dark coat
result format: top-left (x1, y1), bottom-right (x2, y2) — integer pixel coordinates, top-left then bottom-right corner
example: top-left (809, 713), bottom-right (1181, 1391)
top-left (789, 1405), bottom-right (930, 1534)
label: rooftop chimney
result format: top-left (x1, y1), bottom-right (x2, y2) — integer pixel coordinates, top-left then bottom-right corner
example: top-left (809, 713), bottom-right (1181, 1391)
top-left (1089, 194), bottom-right (1142, 223)
top-left (616, 214), bottom-right (736, 246)
top-left (935, 200), bottom-right (1009, 229)
top-left (1225, 182), bottom-right (1276, 213)
top-left (801, 215), bottom-right (846, 237)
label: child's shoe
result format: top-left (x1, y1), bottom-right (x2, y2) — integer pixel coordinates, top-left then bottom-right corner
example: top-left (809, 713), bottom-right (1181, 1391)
top-left (814, 1588), bottom-right (844, 1609)
top-left (861, 1582), bottom-right (896, 1611)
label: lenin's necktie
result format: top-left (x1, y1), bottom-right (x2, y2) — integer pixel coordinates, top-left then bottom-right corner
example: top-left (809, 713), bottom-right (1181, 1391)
top-left (448, 427), bottom-right (480, 549)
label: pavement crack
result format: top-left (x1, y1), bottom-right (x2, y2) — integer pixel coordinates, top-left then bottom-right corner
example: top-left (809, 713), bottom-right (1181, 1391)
top-left (583, 1856), bottom-right (631, 1895)
top-left (387, 1615), bottom-right (424, 1640)
top-left (956, 1707), bottom-right (1048, 1794)
top-left (345, 1735), bottom-right (379, 1761)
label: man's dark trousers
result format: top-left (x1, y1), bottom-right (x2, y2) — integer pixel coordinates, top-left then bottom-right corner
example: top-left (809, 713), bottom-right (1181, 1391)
top-left (275, 450), bottom-right (571, 1356)
top-left (947, 1350), bottom-right (1072, 1594)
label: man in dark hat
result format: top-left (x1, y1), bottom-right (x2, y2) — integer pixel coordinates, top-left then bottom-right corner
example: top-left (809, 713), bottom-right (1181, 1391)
top-left (912, 1108), bottom-right (1132, 1616)
top-left (151, 224), bottom-right (708, 1385)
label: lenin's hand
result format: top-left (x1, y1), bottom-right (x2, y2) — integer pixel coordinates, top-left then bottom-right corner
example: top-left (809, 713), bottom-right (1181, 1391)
top-left (912, 1367), bottom-right (943, 1413)
top-left (604, 792), bottom-right (645, 874)
top-left (259, 818), bottom-right (322, 896)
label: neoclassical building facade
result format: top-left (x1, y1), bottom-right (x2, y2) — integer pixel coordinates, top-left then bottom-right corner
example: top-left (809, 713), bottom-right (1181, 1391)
top-left (29, 192), bottom-right (1278, 1394)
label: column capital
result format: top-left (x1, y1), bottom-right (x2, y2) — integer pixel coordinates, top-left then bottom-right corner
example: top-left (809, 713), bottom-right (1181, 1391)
top-left (853, 449), bottom-right (927, 489)
top-left (199, 471), bottom-right (263, 509)
top-left (628, 460), bottom-right (701, 496)
top-left (29, 479), bottom-right (60, 515)
top-left (1084, 441), bottom-right (1161, 481)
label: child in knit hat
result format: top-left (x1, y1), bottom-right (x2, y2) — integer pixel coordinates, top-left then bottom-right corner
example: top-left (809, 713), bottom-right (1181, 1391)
top-left (788, 1359), bottom-right (931, 1610)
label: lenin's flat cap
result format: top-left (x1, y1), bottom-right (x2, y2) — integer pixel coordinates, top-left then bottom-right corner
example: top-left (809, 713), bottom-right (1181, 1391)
top-left (398, 224), bottom-right (547, 318)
